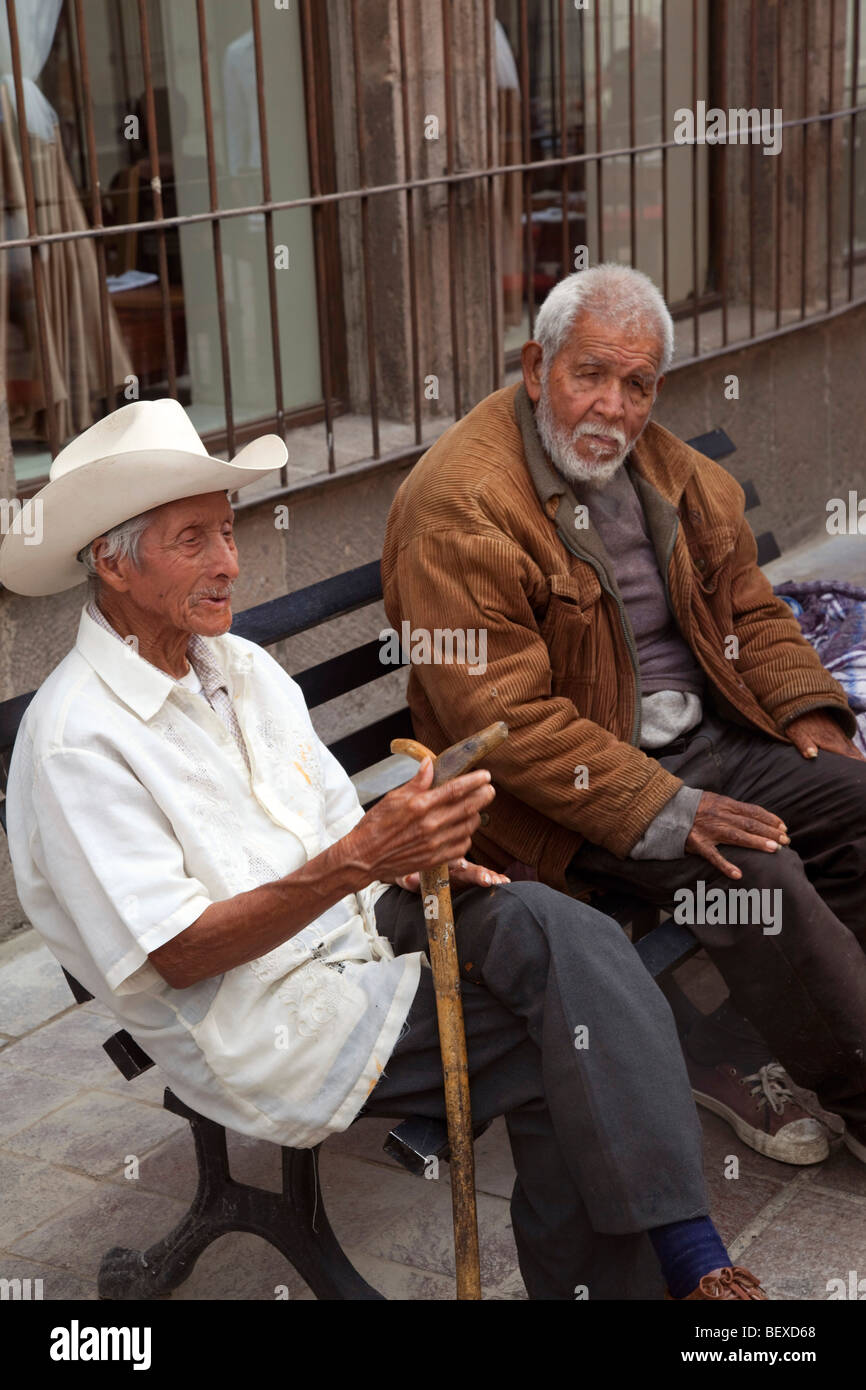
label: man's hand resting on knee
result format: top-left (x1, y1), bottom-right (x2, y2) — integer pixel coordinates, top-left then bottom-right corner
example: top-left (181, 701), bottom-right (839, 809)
top-left (785, 711), bottom-right (865, 762)
top-left (685, 793), bottom-right (790, 881)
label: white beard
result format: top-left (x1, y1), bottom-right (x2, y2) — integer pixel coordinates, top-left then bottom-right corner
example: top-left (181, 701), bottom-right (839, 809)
top-left (535, 383), bottom-right (633, 490)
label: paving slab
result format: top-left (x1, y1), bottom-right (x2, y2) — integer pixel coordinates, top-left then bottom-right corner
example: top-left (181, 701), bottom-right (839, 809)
top-left (8, 1182), bottom-right (190, 1283)
top-left (0, 1008), bottom-right (166, 1103)
top-left (0, 1063), bottom-right (86, 1142)
top-left (355, 1165), bottom-right (519, 1288)
top-left (808, 1144), bottom-right (866, 1201)
top-left (473, 1116), bottom-right (517, 1200)
top-left (0, 934), bottom-right (74, 1037)
top-left (3, 1089), bottom-right (185, 1178)
top-left (0, 1254), bottom-right (97, 1301)
top-left (169, 1230), bottom-right (311, 1301)
top-left (733, 1183), bottom-right (866, 1301)
top-left (294, 1247), bottom-right (464, 1301)
top-left (0, 1150), bottom-right (97, 1248)
top-left (314, 1150), bottom-right (431, 1253)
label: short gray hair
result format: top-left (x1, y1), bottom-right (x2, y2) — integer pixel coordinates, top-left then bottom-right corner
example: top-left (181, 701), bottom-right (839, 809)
top-left (534, 263), bottom-right (675, 377)
top-left (77, 508), bottom-right (158, 600)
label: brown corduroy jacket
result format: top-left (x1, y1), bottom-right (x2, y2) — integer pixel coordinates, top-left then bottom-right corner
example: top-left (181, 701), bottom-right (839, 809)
top-left (381, 382), bottom-right (855, 893)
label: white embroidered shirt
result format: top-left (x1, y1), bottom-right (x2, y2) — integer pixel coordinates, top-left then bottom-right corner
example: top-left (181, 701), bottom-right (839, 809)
top-left (5, 605), bottom-right (424, 1147)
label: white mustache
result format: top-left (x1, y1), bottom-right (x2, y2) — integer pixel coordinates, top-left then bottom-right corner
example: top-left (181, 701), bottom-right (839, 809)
top-left (572, 422), bottom-right (628, 448)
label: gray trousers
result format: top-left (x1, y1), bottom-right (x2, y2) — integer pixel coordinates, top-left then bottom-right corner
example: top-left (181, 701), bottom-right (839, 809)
top-left (571, 708), bottom-right (866, 1129)
top-left (364, 879), bottom-right (708, 1300)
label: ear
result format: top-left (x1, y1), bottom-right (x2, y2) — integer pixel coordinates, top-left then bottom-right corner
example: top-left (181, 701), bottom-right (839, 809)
top-left (91, 539), bottom-right (134, 595)
top-left (654, 373), bottom-right (665, 397)
top-left (521, 341), bottom-right (544, 403)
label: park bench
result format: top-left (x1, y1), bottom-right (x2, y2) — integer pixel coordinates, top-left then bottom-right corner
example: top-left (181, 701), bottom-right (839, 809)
top-left (0, 424), bottom-right (780, 1300)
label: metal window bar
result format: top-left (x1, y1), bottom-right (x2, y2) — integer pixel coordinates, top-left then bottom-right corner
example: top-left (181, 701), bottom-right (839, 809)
top-left (848, 0), bottom-right (861, 302)
top-left (443, 0), bottom-right (463, 419)
top-left (749, 0), bottom-right (758, 341)
top-left (0, 0), bottom-right (864, 503)
top-left (72, 0), bottom-right (116, 417)
top-left (349, 0), bottom-right (380, 458)
top-left (136, 0), bottom-right (177, 398)
top-left (396, 0), bottom-right (424, 441)
top-left (485, 0), bottom-right (503, 396)
top-left (194, 0), bottom-right (236, 462)
top-left (251, 0), bottom-right (289, 486)
top-left (5, 0), bottom-right (60, 458)
top-left (692, 0), bottom-right (700, 356)
top-left (299, 0), bottom-right (336, 474)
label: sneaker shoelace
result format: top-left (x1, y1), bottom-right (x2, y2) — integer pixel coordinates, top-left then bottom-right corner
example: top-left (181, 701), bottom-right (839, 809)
top-left (742, 1061), bottom-right (793, 1116)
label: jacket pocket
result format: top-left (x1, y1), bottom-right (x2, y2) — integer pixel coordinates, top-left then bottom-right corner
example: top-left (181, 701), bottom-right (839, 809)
top-left (539, 571), bottom-right (601, 689)
top-left (689, 526), bottom-right (737, 596)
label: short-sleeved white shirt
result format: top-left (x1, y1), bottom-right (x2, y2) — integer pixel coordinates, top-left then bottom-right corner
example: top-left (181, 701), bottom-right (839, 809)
top-left (5, 606), bottom-right (424, 1148)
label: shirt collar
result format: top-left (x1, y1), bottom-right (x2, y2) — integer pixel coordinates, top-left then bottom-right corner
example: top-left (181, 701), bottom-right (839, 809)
top-left (76, 603), bottom-right (250, 720)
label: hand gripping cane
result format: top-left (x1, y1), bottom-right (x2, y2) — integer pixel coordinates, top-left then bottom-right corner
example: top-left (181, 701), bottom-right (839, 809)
top-left (390, 721), bottom-right (509, 1300)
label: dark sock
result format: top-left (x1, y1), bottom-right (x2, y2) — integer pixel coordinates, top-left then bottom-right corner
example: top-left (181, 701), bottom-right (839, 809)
top-left (648, 1216), bottom-right (731, 1299)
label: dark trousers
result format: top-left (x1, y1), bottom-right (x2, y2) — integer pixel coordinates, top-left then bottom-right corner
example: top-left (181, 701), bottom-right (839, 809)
top-left (570, 709), bottom-right (866, 1129)
top-left (364, 879), bottom-right (708, 1299)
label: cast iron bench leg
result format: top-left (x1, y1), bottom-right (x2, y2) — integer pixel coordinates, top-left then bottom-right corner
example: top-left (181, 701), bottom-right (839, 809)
top-left (98, 1089), bottom-right (384, 1301)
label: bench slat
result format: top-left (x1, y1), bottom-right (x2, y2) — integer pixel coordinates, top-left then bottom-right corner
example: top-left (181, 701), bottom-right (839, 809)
top-left (351, 752), bottom-right (418, 806)
top-left (633, 918), bottom-right (701, 976)
top-left (230, 561), bottom-right (382, 648)
top-left (329, 708), bottom-right (414, 777)
top-left (756, 531), bottom-right (782, 566)
top-left (685, 427), bottom-right (736, 462)
top-left (296, 639), bottom-right (404, 709)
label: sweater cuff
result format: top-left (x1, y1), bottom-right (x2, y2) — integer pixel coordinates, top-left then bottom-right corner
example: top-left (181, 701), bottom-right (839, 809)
top-left (628, 784), bottom-right (704, 860)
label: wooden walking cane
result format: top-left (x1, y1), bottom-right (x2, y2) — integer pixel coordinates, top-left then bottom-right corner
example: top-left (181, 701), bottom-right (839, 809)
top-left (391, 721), bottom-right (509, 1301)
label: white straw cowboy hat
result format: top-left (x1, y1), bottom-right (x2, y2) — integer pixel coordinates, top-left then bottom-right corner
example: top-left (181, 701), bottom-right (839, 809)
top-left (0, 398), bottom-right (287, 597)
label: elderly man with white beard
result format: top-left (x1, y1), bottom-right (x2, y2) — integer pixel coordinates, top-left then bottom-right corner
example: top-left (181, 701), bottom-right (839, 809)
top-left (0, 396), bottom-right (767, 1301)
top-left (382, 262), bottom-right (866, 1176)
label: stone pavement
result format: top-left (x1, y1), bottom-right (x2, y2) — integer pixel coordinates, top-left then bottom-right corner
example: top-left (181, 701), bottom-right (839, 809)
top-left (0, 927), bottom-right (864, 1303)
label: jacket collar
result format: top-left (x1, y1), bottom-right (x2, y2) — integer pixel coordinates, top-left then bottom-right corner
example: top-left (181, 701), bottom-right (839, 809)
top-left (75, 604), bottom-right (253, 721)
top-left (513, 382), bottom-right (563, 512)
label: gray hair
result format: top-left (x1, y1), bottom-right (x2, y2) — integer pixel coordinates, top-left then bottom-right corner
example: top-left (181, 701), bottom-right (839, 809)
top-left (77, 508), bottom-right (158, 601)
top-left (534, 263), bottom-right (675, 378)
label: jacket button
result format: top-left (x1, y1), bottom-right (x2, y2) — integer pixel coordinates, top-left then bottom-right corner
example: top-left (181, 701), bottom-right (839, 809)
top-left (696, 557), bottom-right (706, 570)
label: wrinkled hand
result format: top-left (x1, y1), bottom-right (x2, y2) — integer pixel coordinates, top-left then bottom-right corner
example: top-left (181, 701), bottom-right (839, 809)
top-left (785, 711), bottom-right (865, 762)
top-left (341, 757), bottom-right (496, 887)
top-left (685, 791), bottom-right (790, 880)
top-left (394, 857), bottom-right (511, 894)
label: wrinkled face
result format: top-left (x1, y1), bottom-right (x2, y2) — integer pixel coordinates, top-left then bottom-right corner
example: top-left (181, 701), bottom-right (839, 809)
top-left (524, 311), bottom-right (664, 487)
top-left (98, 491), bottom-right (240, 636)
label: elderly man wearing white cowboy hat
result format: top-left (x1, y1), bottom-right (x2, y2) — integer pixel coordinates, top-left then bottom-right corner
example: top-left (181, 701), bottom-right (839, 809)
top-left (0, 399), bottom-right (766, 1301)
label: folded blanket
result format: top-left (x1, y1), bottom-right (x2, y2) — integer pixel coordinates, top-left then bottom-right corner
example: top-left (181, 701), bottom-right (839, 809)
top-left (775, 580), bottom-right (866, 756)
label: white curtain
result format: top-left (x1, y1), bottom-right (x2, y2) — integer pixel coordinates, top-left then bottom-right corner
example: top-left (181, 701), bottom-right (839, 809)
top-left (0, 0), bottom-right (63, 143)
top-left (0, 0), bottom-right (132, 445)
